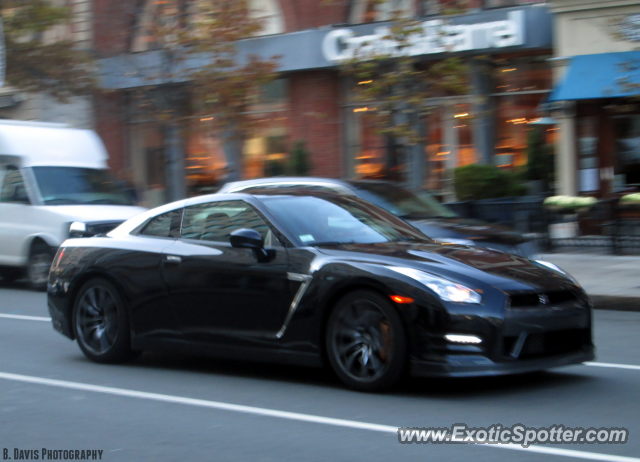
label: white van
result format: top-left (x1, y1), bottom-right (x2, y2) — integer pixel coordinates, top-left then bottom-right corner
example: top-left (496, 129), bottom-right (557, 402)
top-left (0, 120), bottom-right (147, 289)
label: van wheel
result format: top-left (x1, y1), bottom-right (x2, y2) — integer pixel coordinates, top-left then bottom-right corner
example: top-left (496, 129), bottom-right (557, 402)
top-left (27, 243), bottom-right (53, 291)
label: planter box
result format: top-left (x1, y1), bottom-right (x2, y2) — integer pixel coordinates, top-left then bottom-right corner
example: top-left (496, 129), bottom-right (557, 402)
top-left (549, 221), bottom-right (579, 239)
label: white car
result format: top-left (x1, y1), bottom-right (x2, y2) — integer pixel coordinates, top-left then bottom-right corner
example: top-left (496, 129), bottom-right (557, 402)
top-left (0, 120), bottom-right (146, 289)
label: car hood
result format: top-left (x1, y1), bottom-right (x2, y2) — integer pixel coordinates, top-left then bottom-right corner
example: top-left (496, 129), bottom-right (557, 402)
top-left (407, 217), bottom-right (525, 245)
top-left (36, 205), bottom-right (147, 223)
top-left (315, 242), bottom-right (577, 293)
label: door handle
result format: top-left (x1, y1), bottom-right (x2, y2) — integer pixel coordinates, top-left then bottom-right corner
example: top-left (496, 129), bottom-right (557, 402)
top-left (165, 255), bottom-right (182, 263)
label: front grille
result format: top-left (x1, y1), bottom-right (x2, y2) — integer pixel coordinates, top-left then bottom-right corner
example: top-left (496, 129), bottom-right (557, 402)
top-left (86, 221), bottom-right (124, 236)
top-left (509, 290), bottom-right (578, 308)
top-left (518, 329), bottom-right (589, 359)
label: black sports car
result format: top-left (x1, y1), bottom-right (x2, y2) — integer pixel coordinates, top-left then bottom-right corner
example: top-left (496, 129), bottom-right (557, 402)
top-left (47, 192), bottom-right (594, 391)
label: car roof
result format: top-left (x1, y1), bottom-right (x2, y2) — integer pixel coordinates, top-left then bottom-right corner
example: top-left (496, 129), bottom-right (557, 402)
top-left (220, 177), bottom-right (354, 193)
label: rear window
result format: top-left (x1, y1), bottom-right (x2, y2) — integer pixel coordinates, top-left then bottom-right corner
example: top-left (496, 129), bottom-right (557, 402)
top-left (140, 209), bottom-right (183, 238)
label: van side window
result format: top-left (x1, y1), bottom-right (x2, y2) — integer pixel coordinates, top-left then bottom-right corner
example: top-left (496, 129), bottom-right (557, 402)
top-left (140, 209), bottom-right (183, 238)
top-left (0, 166), bottom-right (30, 205)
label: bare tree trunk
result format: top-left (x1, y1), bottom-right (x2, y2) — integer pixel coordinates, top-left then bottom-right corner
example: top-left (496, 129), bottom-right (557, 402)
top-left (165, 123), bottom-right (186, 201)
top-left (222, 130), bottom-right (243, 183)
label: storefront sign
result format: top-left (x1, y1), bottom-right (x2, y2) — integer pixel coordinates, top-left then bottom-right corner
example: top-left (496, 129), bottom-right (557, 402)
top-left (322, 10), bottom-right (525, 62)
top-left (620, 14), bottom-right (640, 42)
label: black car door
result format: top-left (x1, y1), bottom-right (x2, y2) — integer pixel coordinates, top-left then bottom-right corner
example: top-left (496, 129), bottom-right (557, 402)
top-left (125, 207), bottom-right (185, 342)
top-left (161, 199), bottom-right (294, 342)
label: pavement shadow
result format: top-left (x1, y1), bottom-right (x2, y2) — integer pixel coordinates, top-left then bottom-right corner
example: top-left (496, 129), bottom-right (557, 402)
top-left (0, 277), bottom-right (31, 292)
top-left (399, 369), bottom-right (597, 399)
top-left (107, 350), bottom-right (596, 397)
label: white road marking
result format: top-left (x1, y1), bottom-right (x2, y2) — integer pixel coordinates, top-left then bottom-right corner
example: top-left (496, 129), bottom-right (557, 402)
top-left (585, 362), bottom-right (640, 371)
top-left (0, 313), bottom-right (51, 322)
top-left (0, 371), bottom-right (638, 462)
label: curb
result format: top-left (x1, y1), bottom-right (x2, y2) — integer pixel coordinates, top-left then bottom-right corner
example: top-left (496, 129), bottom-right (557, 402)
top-left (592, 295), bottom-right (640, 312)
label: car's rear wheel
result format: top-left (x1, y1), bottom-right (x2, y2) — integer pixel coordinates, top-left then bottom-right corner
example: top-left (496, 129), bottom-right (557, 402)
top-left (326, 290), bottom-right (407, 391)
top-left (73, 279), bottom-right (136, 364)
top-left (27, 242), bottom-right (53, 291)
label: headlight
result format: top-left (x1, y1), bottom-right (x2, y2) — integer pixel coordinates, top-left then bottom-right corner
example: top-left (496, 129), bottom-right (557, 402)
top-left (534, 260), bottom-right (581, 285)
top-left (388, 266), bottom-right (482, 304)
top-left (435, 238), bottom-right (475, 246)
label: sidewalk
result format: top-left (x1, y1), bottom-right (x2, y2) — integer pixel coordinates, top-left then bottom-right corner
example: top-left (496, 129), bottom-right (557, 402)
top-left (542, 254), bottom-right (640, 312)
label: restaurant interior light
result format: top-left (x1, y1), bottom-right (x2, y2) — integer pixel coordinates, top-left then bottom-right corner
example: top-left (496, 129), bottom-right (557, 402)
top-left (454, 113), bottom-right (468, 118)
top-left (358, 80), bottom-right (373, 85)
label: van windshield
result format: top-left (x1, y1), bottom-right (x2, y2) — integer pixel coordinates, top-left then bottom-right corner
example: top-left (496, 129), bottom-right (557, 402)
top-left (32, 167), bottom-right (134, 206)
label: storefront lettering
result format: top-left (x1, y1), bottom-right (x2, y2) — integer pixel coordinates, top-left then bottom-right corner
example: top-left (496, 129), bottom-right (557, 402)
top-left (322, 10), bottom-right (525, 62)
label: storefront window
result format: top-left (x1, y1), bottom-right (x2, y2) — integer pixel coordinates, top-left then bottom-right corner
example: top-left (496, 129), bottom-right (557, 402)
top-left (494, 61), bottom-right (552, 93)
top-left (242, 79), bottom-right (290, 179)
top-left (244, 116), bottom-right (289, 179)
top-left (425, 108), bottom-right (444, 193)
top-left (577, 116), bottom-right (600, 192)
top-left (185, 120), bottom-right (228, 197)
top-left (614, 115), bottom-right (640, 188)
top-left (495, 93), bottom-right (548, 168)
top-left (349, 0), bottom-right (415, 24)
top-left (352, 110), bottom-right (388, 179)
top-left (454, 104), bottom-right (476, 168)
top-left (132, 0), bottom-right (285, 52)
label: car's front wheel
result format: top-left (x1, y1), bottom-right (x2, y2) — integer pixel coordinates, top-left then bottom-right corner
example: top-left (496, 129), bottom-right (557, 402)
top-left (72, 279), bottom-right (136, 364)
top-left (326, 290), bottom-right (407, 392)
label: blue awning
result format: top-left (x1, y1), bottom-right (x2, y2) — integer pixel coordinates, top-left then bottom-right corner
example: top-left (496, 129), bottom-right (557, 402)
top-left (548, 51), bottom-right (640, 102)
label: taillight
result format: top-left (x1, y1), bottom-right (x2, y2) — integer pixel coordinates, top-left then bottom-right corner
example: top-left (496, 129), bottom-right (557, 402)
top-left (53, 248), bottom-right (65, 272)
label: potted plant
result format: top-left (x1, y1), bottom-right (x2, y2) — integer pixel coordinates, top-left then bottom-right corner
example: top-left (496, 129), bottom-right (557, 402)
top-left (543, 196), bottom-right (597, 214)
top-left (543, 196), bottom-right (598, 239)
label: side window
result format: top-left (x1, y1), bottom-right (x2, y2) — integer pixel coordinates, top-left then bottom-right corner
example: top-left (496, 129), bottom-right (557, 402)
top-left (140, 209), bottom-right (183, 238)
top-left (0, 166), bottom-right (30, 205)
top-left (181, 200), bottom-right (273, 244)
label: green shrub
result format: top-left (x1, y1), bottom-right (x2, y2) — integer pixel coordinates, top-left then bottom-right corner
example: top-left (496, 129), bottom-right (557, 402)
top-left (454, 164), bottom-right (528, 201)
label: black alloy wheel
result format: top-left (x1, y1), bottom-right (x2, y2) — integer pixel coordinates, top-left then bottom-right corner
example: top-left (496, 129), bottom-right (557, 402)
top-left (73, 279), bottom-right (136, 363)
top-left (27, 242), bottom-right (53, 291)
top-left (326, 290), bottom-right (407, 391)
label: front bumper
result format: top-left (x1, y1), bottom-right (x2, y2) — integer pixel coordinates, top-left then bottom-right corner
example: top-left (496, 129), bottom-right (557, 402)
top-left (410, 346), bottom-right (595, 378)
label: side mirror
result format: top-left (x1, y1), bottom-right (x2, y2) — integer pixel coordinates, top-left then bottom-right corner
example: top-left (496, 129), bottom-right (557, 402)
top-left (230, 228), bottom-right (264, 249)
top-left (230, 228), bottom-right (276, 263)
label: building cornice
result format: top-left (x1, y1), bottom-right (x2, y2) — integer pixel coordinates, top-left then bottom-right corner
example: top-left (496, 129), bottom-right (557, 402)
top-left (551, 0), bottom-right (640, 14)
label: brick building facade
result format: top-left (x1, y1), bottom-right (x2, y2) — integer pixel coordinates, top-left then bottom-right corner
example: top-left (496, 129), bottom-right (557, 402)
top-left (93, 0), bottom-right (552, 207)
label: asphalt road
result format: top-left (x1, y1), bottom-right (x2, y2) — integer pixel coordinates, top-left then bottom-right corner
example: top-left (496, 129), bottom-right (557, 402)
top-left (1, 280), bottom-right (640, 462)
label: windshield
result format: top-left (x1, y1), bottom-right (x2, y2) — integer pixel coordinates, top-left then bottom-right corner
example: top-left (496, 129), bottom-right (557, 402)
top-left (31, 167), bottom-right (134, 206)
top-left (347, 182), bottom-right (457, 219)
top-left (261, 195), bottom-right (429, 246)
